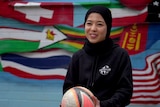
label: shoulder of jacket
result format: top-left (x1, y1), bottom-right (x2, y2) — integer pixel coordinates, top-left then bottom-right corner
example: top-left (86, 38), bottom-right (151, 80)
top-left (72, 49), bottom-right (85, 58)
top-left (113, 45), bottom-right (129, 54)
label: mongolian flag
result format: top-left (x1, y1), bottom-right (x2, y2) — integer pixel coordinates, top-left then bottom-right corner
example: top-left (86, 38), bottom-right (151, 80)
top-left (119, 23), bottom-right (160, 55)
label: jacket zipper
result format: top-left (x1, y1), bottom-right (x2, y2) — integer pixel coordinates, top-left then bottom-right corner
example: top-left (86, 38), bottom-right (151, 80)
top-left (90, 56), bottom-right (99, 87)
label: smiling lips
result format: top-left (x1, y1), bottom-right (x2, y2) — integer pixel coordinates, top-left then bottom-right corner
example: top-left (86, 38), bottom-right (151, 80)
top-left (90, 34), bottom-right (97, 38)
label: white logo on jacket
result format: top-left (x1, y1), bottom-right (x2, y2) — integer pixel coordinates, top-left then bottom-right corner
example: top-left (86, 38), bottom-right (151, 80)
top-left (99, 65), bottom-right (111, 75)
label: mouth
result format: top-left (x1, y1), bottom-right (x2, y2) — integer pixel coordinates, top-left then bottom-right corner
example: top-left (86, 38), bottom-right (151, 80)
top-left (90, 34), bottom-right (97, 38)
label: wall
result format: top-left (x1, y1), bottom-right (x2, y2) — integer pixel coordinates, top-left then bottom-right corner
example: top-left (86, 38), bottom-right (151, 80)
top-left (0, 0), bottom-right (160, 107)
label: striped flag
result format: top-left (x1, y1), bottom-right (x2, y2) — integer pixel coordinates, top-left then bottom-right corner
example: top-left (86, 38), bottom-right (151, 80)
top-left (0, 49), bottom-right (72, 80)
top-left (131, 52), bottom-right (160, 104)
top-left (0, 26), bottom-right (67, 54)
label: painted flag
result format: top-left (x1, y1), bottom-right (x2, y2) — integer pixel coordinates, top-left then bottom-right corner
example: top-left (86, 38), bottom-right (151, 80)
top-left (119, 23), bottom-right (148, 55)
top-left (44, 25), bottom-right (124, 53)
top-left (120, 0), bottom-right (152, 10)
top-left (77, 3), bottom-right (148, 27)
top-left (146, 23), bottom-right (160, 49)
top-left (43, 40), bottom-right (84, 53)
top-left (0, 26), bottom-right (67, 54)
top-left (119, 23), bottom-right (160, 55)
top-left (0, 49), bottom-right (72, 80)
top-left (2, 22), bottom-right (158, 55)
top-left (146, 0), bottom-right (160, 22)
top-left (0, 1), bottom-right (73, 26)
top-left (131, 52), bottom-right (160, 104)
top-left (110, 6), bottom-right (148, 27)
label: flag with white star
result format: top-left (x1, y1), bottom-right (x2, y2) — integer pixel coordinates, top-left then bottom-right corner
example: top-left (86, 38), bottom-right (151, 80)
top-left (146, 0), bottom-right (160, 22)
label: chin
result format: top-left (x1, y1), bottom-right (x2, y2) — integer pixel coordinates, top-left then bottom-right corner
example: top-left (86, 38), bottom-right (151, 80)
top-left (89, 40), bottom-right (98, 44)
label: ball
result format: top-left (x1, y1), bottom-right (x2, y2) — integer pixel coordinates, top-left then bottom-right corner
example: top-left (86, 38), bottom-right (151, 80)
top-left (60, 86), bottom-right (95, 107)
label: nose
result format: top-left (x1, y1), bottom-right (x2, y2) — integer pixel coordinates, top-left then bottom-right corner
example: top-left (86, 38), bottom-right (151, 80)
top-left (91, 24), bottom-right (96, 31)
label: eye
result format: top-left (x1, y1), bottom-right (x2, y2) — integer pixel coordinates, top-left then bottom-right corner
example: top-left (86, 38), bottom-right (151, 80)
top-left (97, 23), bottom-right (103, 26)
top-left (86, 22), bottom-right (92, 26)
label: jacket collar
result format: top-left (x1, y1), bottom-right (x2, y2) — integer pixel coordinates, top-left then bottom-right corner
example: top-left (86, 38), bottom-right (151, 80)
top-left (83, 38), bottom-right (114, 56)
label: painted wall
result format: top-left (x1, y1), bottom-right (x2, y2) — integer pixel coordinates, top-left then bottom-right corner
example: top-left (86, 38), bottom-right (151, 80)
top-left (0, 0), bottom-right (160, 107)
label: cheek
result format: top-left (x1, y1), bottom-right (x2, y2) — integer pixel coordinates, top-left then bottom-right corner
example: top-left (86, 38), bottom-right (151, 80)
top-left (99, 28), bottom-right (107, 35)
top-left (99, 29), bottom-right (107, 40)
top-left (84, 27), bottom-right (89, 34)
top-left (102, 28), bottom-right (107, 36)
top-left (99, 33), bottom-right (106, 40)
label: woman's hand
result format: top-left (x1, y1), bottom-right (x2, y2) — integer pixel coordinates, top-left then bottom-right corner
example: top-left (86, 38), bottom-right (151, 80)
top-left (92, 95), bottom-right (100, 107)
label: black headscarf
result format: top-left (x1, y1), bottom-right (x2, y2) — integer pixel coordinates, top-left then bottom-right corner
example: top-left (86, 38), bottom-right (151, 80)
top-left (84, 5), bottom-right (112, 38)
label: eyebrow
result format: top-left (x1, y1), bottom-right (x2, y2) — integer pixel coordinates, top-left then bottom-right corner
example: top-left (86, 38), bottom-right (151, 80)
top-left (86, 20), bottom-right (105, 23)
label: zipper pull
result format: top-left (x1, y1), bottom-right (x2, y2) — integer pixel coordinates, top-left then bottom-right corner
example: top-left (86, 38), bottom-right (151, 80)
top-left (91, 82), bottom-right (94, 87)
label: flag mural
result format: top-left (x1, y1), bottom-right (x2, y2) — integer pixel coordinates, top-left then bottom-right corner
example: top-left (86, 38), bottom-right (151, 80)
top-left (1, 49), bottom-right (72, 80)
top-left (0, 1), bottom-right (73, 26)
top-left (131, 52), bottom-right (160, 104)
top-left (0, 0), bottom-right (160, 107)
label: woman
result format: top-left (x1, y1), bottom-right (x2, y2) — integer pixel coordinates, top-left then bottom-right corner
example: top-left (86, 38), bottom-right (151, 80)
top-left (63, 5), bottom-right (133, 107)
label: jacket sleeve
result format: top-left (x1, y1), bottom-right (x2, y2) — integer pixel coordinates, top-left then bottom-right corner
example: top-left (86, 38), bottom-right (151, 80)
top-left (100, 50), bottom-right (133, 107)
top-left (63, 52), bottom-right (79, 94)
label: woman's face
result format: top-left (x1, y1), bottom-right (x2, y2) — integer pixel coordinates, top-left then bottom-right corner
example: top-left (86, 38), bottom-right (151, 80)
top-left (85, 13), bottom-right (107, 44)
